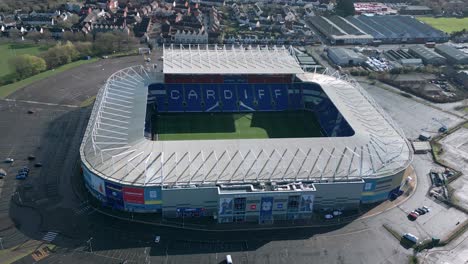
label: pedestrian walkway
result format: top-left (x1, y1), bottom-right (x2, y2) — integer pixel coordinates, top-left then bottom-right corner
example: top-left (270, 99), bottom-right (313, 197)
top-left (74, 201), bottom-right (95, 215)
top-left (42, 231), bottom-right (58, 243)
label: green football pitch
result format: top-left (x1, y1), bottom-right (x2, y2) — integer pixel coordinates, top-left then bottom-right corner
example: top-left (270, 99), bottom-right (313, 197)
top-left (153, 110), bottom-right (323, 140)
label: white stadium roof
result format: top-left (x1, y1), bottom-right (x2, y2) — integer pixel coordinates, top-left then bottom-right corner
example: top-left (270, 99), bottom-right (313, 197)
top-left (80, 58), bottom-right (412, 188)
top-left (163, 44), bottom-right (304, 75)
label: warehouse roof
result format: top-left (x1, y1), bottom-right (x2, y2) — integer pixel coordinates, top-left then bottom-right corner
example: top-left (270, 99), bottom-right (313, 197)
top-left (328, 48), bottom-right (365, 61)
top-left (163, 44), bottom-right (304, 75)
top-left (80, 65), bottom-right (412, 188)
top-left (435, 44), bottom-right (468, 63)
top-left (409, 45), bottom-right (446, 61)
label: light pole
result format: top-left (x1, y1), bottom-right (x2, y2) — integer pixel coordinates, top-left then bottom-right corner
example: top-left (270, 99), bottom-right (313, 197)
top-left (86, 237), bottom-right (93, 253)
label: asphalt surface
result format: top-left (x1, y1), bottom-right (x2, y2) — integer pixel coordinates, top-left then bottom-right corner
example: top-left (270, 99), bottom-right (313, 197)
top-left (6, 56), bottom-right (144, 106)
top-left (0, 52), bottom-right (466, 264)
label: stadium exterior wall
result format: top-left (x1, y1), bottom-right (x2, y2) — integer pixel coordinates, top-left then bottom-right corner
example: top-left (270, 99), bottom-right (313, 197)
top-left (81, 161), bottom-right (407, 223)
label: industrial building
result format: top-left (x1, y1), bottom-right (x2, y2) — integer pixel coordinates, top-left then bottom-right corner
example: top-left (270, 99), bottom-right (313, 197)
top-left (435, 44), bottom-right (468, 65)
top-left (307, 16), bottom-right (374, 45)
top-left (80, 45), bottom-right (412, 225)
top-left (408, 45), bottom-right (447, 65)
top-left (345, 15), bottom-right (448, 44)
top-left (328, 47), bottom-right (366, 66)
top-left (384, 49), bottom-right (423, 67)
top-left (399, 5), bottom-right (433, 15)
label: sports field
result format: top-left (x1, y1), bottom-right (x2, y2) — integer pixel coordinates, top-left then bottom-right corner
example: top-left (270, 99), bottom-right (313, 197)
top-left (153, 110), bottom-right (323, 140)
top-left (416, 17), bottom-right (468, 33)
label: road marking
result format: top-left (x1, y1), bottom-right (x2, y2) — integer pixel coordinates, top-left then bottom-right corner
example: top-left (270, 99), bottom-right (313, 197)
top-left (316, 227), bottom-right (371, 238)
top-left (42, 231), bottom-right (58, 242)
top-left (1, 99), bottom-right (79, 108)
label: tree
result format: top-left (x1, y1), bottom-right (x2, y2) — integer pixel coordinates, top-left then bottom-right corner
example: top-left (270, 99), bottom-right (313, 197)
top-left (335, 0), bottom-right (355, 17)
top-left (74, 42), bottom-right (94, 56)
top-left (40, 41), bottom-right (80, 69)
top-left (9, 54), bottom-right (46, 79)
top-left (93, 31), bottom-right (138, 55)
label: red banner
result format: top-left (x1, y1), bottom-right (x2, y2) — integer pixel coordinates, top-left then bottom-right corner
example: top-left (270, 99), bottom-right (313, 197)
top-left (122, 187), bottom-right (144, 204)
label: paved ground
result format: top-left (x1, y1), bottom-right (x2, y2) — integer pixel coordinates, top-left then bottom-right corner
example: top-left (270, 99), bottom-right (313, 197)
top-left (0, 53), bottom-right (467, 264)
top-left (6, 56), bottom-right (144, 106)
top-left (439, 127), bottom-right (468, 211)
top-left (360, 80), bottom-right (464, 139)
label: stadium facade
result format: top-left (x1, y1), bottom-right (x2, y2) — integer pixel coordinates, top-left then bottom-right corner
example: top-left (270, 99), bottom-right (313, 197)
top-left (80, 45), bottom-right (413, 224)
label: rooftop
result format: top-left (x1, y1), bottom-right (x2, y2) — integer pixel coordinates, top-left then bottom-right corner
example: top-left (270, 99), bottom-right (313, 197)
top-left (80, 64), bottom-right (412, 188)
top-left (163, 44), bottom-right (305, 75)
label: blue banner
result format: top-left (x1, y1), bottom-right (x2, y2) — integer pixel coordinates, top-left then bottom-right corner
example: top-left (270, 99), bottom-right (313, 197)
top-left (144, 187), bottom-right (162, 205)
top-left (260, 197), bottom-right (273, 217)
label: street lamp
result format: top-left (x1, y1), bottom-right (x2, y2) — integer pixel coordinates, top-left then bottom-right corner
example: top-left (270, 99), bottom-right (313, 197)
top-left (86, 237), bottom-right (93, 253)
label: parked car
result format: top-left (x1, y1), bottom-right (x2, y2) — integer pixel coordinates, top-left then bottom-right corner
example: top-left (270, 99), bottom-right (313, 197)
top-left (324, 214), bottom-right (334, 219)
top-left (16, 173), bottom-right (28, 180)
top-left (154, 235), bottom-right (160, 243)
top-left (403, 233), bottom-right (419, 244)
top-left (408, 211), bottom-right (418, 220)
top-left (18, 167), bottom-right (30, 173)
top-left (422, 206), bottom-right (430, 213)
top-left (27, 155), bottom-right (36, 160)
top-left (0, 168), bottom-right (6, 178)
top-left (4, 158), bottom-right (14, 163)
top-left (34, 163), bottom-right (43, 168)
top-left (27, 109), bottom-right (34, 114)
top-left (332, 210), bottom-right (343, 216)
top-left (415, 208), bottom-right (425, 215)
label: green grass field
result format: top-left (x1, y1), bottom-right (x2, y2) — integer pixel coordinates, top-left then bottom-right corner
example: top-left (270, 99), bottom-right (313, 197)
top-left (153, 110), bottom-right (323, 140)
top-left (0, 43), bottom-right (49, 78)
top-left (416, 17), bottom-right (468, 33)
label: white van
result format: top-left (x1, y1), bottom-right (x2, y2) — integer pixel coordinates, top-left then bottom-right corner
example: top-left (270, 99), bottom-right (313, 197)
top-left (226, 255), bottom-right (233, 264)
top-left (403, 233), bottom-right (419, 243)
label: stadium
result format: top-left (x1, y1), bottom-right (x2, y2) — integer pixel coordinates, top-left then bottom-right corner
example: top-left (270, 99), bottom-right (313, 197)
top-left (79, 45), bottom-right (413, 224)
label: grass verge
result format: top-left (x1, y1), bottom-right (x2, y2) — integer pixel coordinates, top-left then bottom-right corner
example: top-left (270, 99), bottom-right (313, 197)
top-left (416, 17), bottom-right (468, 33)
top-left (0, 58), bottom-right (98, 98)
top-left (0, 43), bottom-right (50, 78)
top-left (80, 95), bottom-right (96, 107)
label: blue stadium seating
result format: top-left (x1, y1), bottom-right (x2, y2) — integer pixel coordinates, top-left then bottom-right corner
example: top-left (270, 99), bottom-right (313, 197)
top-left (288, 84), bottom-right (303, 110)
top-left (237, 84), bottom-right (255, 111)
top-left (185, 84), bottom-right (202, 112)
top-left (254, 84), bottom-right (272, 111)
top-left (148, 83), bottom-right (167, 112)
top-left (270, 84), bottom-right (288, 110)
top-left (219, 85), bottom-right (238, 112)
top-left (166, 84), bottom-right (185, 112)
top-left (203, 84), bottom-right (220, 112)
top-left (146, 81), bottom-right (355, 137)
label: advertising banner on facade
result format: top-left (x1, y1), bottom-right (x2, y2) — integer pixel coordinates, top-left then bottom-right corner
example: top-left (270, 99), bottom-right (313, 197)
top-left (82, 166), bottom-right (107, 202)
top-left (300, 194), bottom-right (314, 212)
top-left (144, 187), bottom-right (162, 205)
top-left (124, 203), bottom-right (151, 213)
top-left (84, 170), bottom-right (106, 196)
top-left (260, 197), bottom-right (273, 216)
top-left (123, 187), bottom-right (144, 204)
top-left (104, 181), bottom-right (124, 209)
top-left (105, 182), bottom-right (123, 201)
top-left (176, 207), bottom-right (205, 217)
top-left (219, 198), bottom-right (233, 215)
